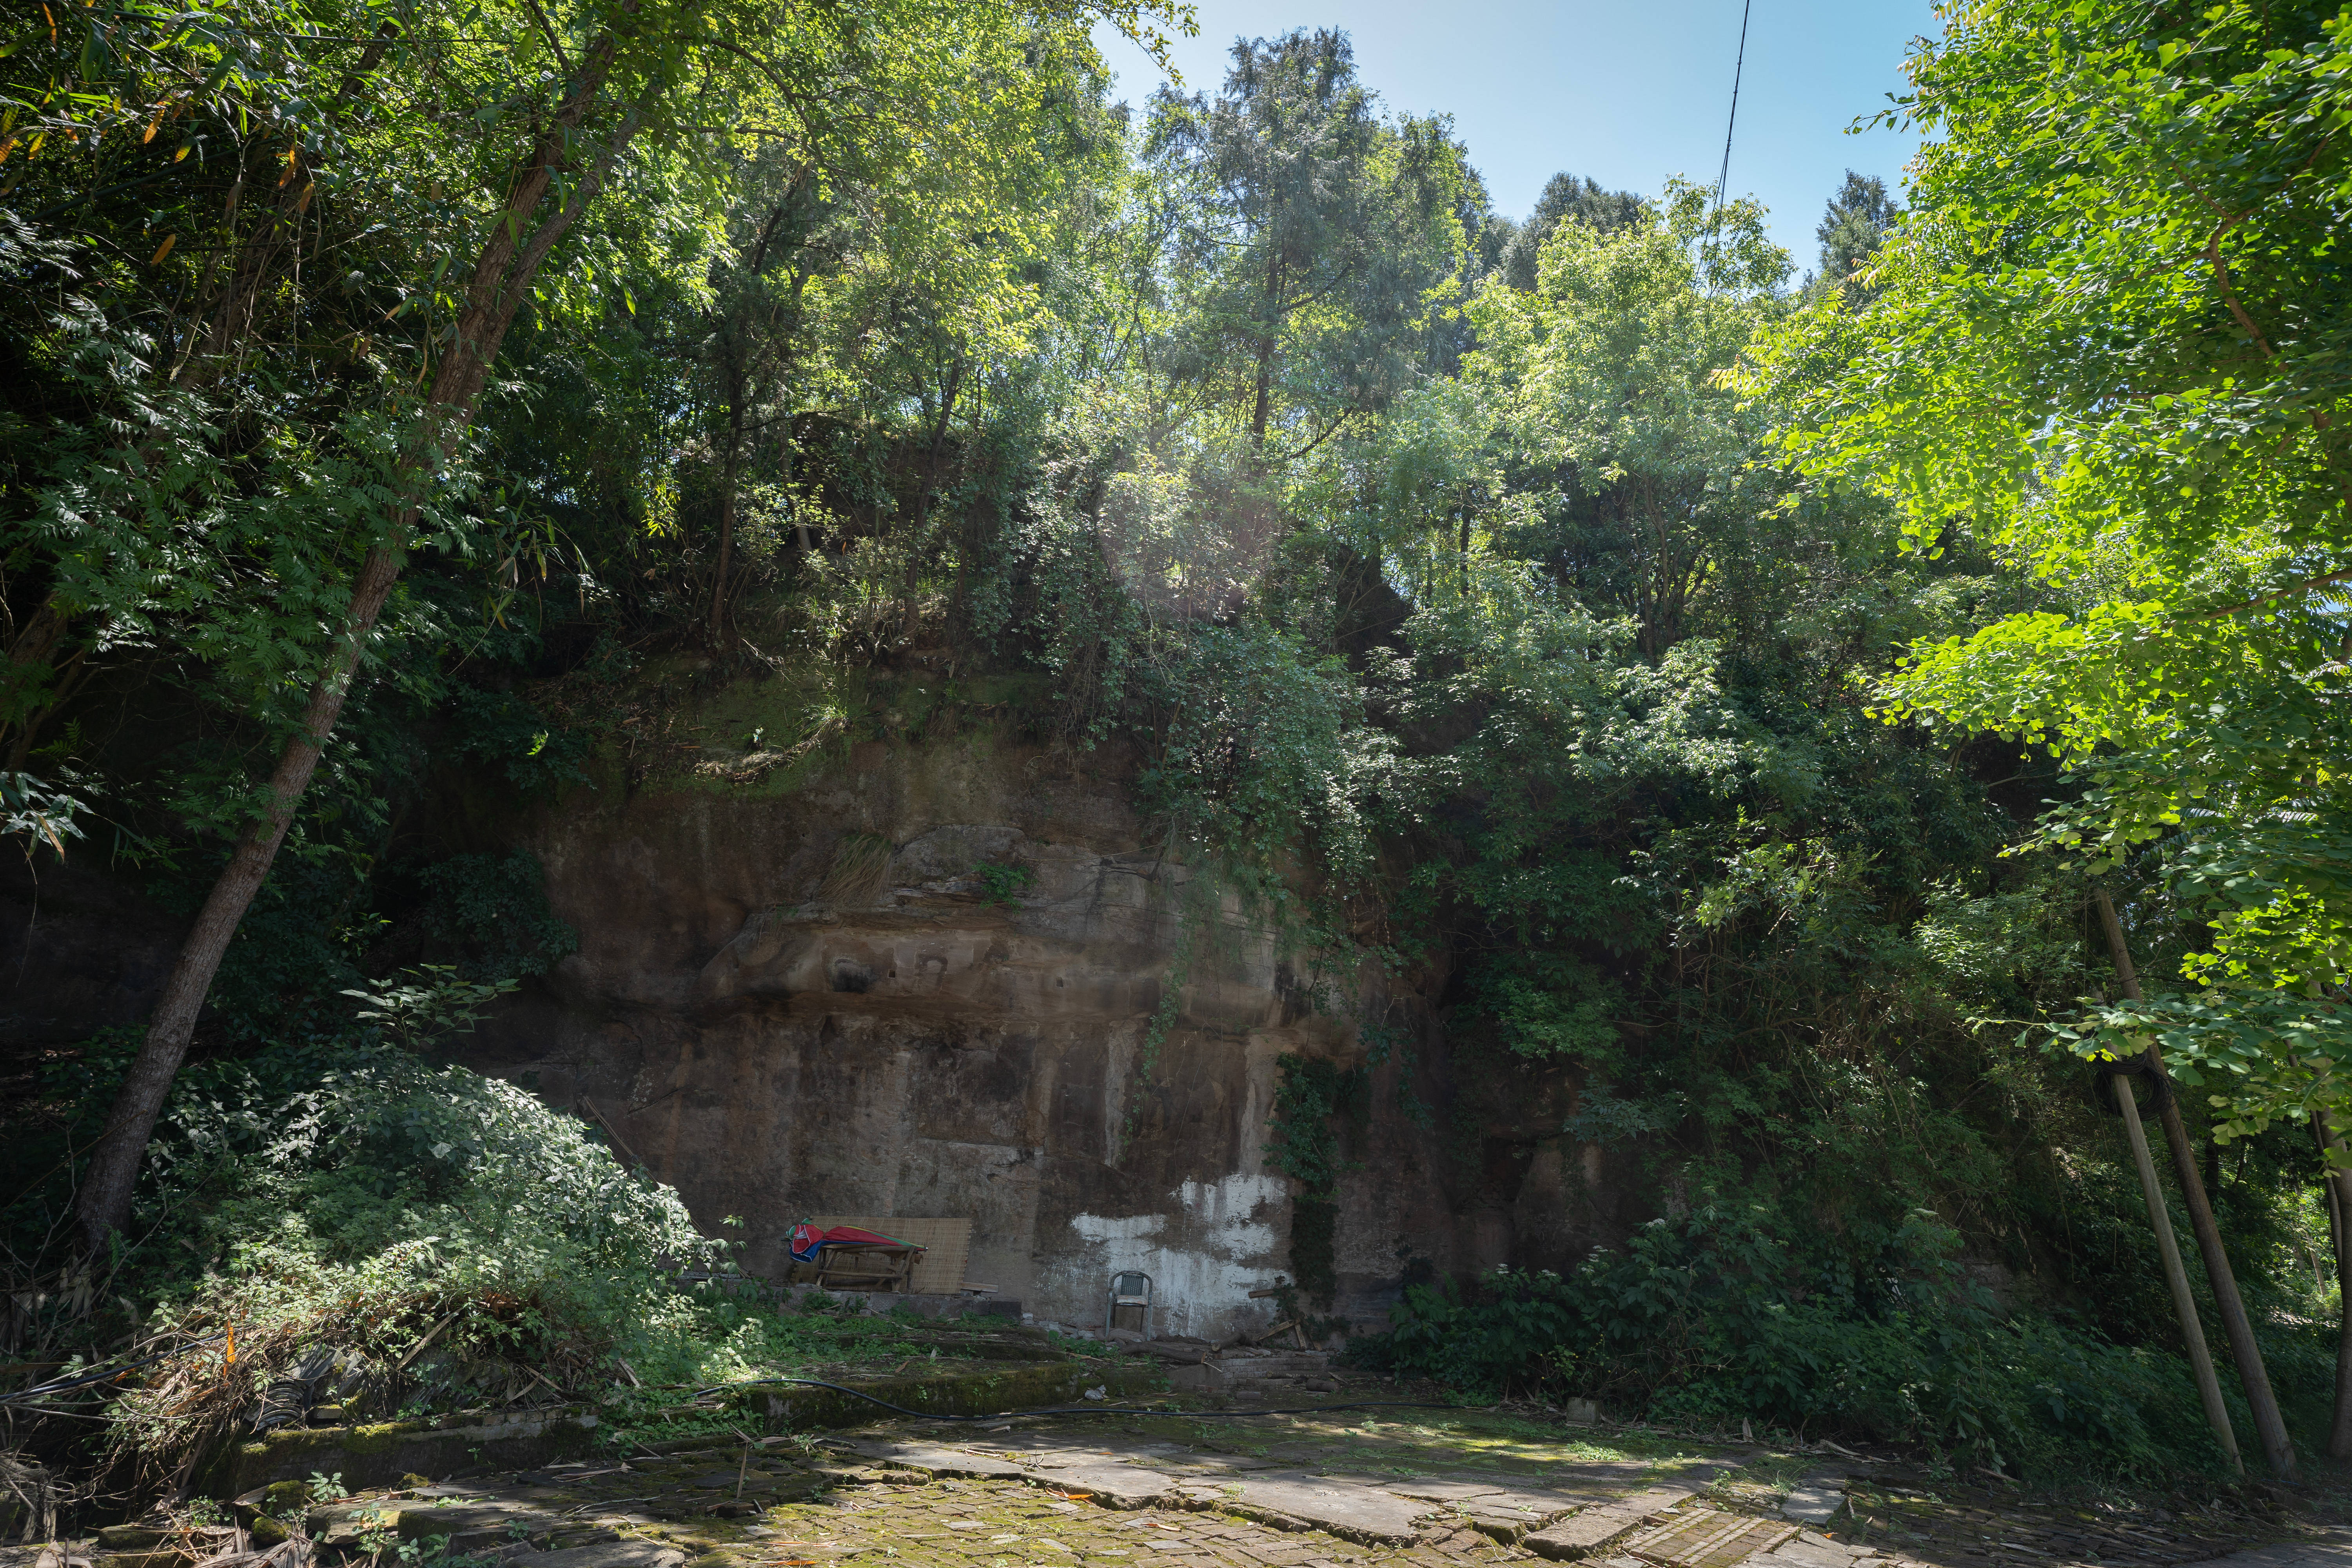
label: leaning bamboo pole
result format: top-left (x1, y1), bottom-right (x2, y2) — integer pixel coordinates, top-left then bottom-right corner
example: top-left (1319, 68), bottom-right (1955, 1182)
top-left (2094, 888), bottom-right (2296, 1478)
top-left (2107, 1064), bottom-right (2242, 1476)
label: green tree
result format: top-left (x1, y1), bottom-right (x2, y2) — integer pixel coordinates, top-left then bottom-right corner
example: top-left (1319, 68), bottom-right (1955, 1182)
top-left (1468, 178), bottom-right (1788, 656)
top-left (57, 0), bottom-right (704, 1251)
top-left (29, 0), bottom-right (1194, 1252)
top-left (1145, 29), bottom-right (1472, 457)
top-left (690, 25), bottom-right (1131, 642)
top-left (1742, 0), bottom-right (2349, 1466)
top-left (1494, 171), bottom-right (1645, 292)
top-left (1811, 168), bottom-right (1900, 302)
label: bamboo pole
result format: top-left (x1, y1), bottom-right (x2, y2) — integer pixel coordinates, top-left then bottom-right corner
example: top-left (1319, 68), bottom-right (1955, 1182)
top-left (2110, 1067), bottom-right (2242, 1475)
top-left (2314, 1112), bottom-right (2352, 1459)
top-left (2094, 888), bottom-right (2297, 1478)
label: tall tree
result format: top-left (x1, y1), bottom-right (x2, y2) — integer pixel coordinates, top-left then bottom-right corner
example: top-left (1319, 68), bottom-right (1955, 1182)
top-left (1145, 29), bottom-right (1470, 459)
top-left (1470, 178), bottom-right (1787, 656)
top-left (691, 24), bottom-right (1130, 641)
top-left (1811, 169), bottom-right (1900, 301)
top-left (66, 0), bottom-right (677, 1253)
top-left (1496, 172), bottom-right (1645, 291)
top-left (702, 159), bottom-right (820, 642)
top-left (1742, 0), bottom-right (2346, 1473)
top-left (52, 0), bottom-right (1192, 1252)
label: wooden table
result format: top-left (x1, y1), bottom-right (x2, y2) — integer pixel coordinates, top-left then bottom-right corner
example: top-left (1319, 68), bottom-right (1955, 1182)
top-left (804, 1241), bottom-right (924, 1292)
top-left (789, 1215), bottom-right (969, 1294)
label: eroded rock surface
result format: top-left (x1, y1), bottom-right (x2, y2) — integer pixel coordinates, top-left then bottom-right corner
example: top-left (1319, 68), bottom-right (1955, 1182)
top-left (464, 734), bottom-right (1500, 1337)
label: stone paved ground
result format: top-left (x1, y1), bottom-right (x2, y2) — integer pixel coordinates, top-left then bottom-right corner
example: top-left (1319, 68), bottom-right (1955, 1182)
top-left (245, 1405), bottom-right (2327, 1568)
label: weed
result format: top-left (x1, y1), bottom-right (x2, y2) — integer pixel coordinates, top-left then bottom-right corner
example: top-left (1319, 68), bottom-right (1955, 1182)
top-left (974, 860), bottom-right (1036, 907)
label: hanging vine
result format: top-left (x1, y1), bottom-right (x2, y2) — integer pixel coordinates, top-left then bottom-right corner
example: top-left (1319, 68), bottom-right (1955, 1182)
top-left (1266, 1054), bottom-right (1369, 1309)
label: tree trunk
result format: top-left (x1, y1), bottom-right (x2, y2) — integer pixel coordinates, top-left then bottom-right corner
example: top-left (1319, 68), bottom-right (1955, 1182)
top-left (1250, 255), bottom-right (1282, 449)
top-left (785, 413), bottom-right (810, 554)
top-left (915, 355), bottom-right (964, 533)
top-left (72, 543), bottom-right (404, 1252)
top-left (74, 65), bottom-right (641, 1256)
top-left (780, 269), bottom-right (814, 554)
top-left (2316, 1112), bottom-right (2352, 1459)
top-left (2093, 887), bottom-right (2298, 1479)
top-left (188, 25), bottom-right (401, 378)
top-left (711, 187), bottom-right (814, 641)
top-left (1249, 331), bottom-right (1275, 448)
top-left (711, 365), bottom-right (746, 644)
top-left (902, 355), bottom-right (964, 636)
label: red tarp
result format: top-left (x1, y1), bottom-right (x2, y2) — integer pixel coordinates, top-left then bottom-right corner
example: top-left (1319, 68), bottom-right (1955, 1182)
top-left (788, 1222), bottom-right (921, 1262)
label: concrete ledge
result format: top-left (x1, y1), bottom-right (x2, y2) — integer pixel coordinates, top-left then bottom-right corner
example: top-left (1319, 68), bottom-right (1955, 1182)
top-left (675, 1274), bottom-right (1020, 1323)
top-left (199, 1410), bottom-right (602, 1498)
top-left (198, 1360), bottom-right (1164, 1500)
top-left (727, 1363), bottom-right (1166, 1429)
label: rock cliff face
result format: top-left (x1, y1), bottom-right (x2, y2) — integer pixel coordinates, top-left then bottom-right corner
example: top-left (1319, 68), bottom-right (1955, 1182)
top-left (468, 731), bottom-right (1473, 1339)
top-left (0, 708), bottom-right (1646, 1338)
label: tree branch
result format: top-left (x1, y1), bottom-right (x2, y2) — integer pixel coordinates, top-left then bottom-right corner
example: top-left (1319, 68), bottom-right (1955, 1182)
top-left (516, 0), bottom-right (575, 79)
top-left (2205, 210), bottom-right (2275, 360)
top-left (2201, 563), bottom-right (2352, 619)
top-left (1265, 408), bottom-right (1356, 465)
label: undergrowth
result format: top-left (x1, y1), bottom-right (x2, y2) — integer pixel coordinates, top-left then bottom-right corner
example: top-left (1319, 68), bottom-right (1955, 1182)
top-left (61, 1036), bottom-right (713, 1489)
top-left (1346, 1201), bottom-right (2314, 1485)
top-left (2, 1019), bottom-right (1018, 1490)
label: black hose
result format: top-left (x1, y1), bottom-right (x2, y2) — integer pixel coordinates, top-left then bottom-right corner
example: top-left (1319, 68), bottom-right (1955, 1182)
top-left (701, 1374), bottom-right (1466, 1423)
top-left (0, 1331), bottom-right (228, 1406)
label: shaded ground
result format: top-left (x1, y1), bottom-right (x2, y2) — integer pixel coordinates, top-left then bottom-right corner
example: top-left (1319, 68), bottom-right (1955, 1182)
top-left (86, 1402), bottom-right (2324, 1568)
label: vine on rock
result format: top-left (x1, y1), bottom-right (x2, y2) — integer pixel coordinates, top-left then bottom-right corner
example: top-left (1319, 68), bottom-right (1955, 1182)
top-left (1266, 1054), bottom-right (1368, 1310)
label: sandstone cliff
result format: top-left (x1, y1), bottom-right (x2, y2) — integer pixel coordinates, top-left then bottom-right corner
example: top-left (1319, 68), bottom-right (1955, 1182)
top-left (0, 689), bottom-right (1641, 1338)
top-left (467, 724), bottom-right (1462, 1339)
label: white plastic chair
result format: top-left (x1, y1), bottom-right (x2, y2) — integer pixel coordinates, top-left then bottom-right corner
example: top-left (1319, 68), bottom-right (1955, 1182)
top-left (1105, 1270), bottom-right (1153, 1341)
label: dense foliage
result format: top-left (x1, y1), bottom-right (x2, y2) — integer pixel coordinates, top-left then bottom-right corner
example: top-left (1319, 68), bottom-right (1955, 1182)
top-left (1742, 0), bottom-right (2352, 1134)
top-left (4, 0), bottom-right (2347, 1491)
top-left (1356, 1209), bottom-right (2282, 1481)
top-left (24, 1016), bottom-right (985, 1493)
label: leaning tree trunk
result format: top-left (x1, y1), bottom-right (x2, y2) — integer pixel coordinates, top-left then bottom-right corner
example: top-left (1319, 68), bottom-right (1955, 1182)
top-left (74, 63), bottom-right (642, 1257)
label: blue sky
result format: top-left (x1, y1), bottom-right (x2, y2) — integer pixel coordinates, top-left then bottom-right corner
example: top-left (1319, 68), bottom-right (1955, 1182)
top-left (1093, 0), bottom-right (1940, 273)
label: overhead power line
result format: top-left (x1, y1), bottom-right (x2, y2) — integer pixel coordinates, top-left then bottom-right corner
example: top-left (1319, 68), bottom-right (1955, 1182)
top-left (1712, 0), bottom-right (1755, 225)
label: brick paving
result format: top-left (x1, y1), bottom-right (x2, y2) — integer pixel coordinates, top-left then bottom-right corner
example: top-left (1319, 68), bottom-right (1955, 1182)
top-left (118, 1407), bottom-right (2316, 1568)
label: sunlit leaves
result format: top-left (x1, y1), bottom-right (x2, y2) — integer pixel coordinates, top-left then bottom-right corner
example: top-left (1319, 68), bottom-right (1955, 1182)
top-left (1746, 0), bottom-right (2352, 1122)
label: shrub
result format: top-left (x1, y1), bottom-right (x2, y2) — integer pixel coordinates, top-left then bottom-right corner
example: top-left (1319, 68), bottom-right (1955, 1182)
top-left (1350, 1203), bottom-right (2230, 1482)
top-left (99, 1042), bottom-right (719, 1486)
